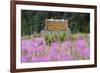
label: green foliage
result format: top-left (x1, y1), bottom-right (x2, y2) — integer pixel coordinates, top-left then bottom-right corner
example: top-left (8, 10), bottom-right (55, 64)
top-left (44, 33), bottom-right (52, 45)
top-left (51, 32), bottom-right (56, 42)
top-left (33, 12), bottom-right (44, 33)
top-left (33, 32), bottom-right (40, 37)
top-left (44, 31), bottom-right (68, 45)
top-left (59, 31), bottom-right (67, 42)
top-left (69, 13), bottom-right (90, 33)
top-left (21, 10), bottom-right (90, 36)
top-left (44, 33), bottom-right (49, 44)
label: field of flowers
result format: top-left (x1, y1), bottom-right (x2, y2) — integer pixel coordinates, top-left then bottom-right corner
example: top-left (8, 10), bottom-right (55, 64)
top-left (21, 31), bottom-right (90, 63)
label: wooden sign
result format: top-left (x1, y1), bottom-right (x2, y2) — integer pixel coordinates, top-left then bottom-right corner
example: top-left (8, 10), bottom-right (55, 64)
top-left (45, 19), bottom-right (68, 31)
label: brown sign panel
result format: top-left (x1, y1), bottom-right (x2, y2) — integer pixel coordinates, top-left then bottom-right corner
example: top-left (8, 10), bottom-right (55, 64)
top-left (45, 19), bottom-right (68, 31)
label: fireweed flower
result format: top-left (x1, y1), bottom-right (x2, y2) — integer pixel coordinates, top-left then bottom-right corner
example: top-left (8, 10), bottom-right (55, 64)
top-left (32, 37), bottom-right (47, 60)
top-left (62, 40), bottom-right (72, 49)
top-left (61, 40), bottom-right (72, 56)
top-left (76, 39), bottom-right (90, 57)
top-left (32, 37), bottom-right (46, 53)
top-left (21, 56), bottom-right (28, 62)
top-left (21, 54), bottom-right (32, 62)
top-left (31, 56), bottom-right (49, 62)
top-left (48, 50), bottom-right (59, 61)
top-left (48, 42), bottom-right (61, 61)
top-left (76, 39), bottom-right (86, 51)
top-left (79, 48), bottom-right (90, 57)
top-left (60, 52), bottom-right (73, 61)
top-left (22, 40), bottom-right (34, 52)
top-left (50, 42), bottom-right (60, 51)
top-left (35, 37), bottom-right (46, 46)
top-left (21, 40), bottom-right (33, 62)
top-left (60, 44), bottom-right (73, 61)
top-left (22, 34), bottom-right (90, 62)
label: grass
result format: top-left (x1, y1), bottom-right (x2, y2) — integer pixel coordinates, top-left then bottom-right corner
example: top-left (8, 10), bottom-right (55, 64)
top-left (22, 35), bottom-right (32, 40)
top-left (22, 32), bottom-right (89, 45)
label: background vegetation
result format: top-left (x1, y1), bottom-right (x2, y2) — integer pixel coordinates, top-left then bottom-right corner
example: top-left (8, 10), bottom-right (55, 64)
top-left (21, 10), bottom-right (90, 36)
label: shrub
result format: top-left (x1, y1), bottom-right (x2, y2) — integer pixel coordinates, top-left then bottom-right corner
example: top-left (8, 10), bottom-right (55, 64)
top-left (59, 31), bottom-right (67, 42)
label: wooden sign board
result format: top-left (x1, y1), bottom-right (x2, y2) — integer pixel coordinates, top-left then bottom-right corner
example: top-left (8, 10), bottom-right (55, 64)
top-left (45, 19), bottom-right (68, 31)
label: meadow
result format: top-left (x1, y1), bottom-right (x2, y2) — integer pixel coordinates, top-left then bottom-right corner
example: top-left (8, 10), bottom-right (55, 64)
top-left (21, 10), bottom-right (90, 63)
top-left (21, 32), bottom-right (90, 62)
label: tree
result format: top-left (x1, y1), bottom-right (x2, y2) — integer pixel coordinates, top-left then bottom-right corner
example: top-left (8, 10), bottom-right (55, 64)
top-left (21, 10), bottom-right (90, 36)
